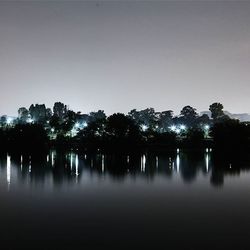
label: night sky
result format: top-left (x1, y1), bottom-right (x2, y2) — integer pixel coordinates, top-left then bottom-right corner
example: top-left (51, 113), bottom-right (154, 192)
top-left (0, 1), bottom-right (249, 116)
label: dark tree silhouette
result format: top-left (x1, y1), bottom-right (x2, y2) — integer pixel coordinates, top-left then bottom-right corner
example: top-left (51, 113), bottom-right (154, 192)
top-left (157, 110), bottom-right (174, 132)
top-left (197, 114), bottom-right (210, 125)
top-left (3, 101), bottom-right (248, 151)
top-left (79, 118), bottom-right (106, 139)
top-left (18, 107), bottom-right (29, 123)
top-left (209, 102), bottom-right (224, 120)
top-left (211, 119), bottom-right (250, 151)
top-left (62, 110), bottom-right (77, 133)
top-left (7, 124), bottom-right (48, 151)
top-left (53, 102), bottom-right (68, 120)
top-left (89, 110), bottom-right (106, 123)
top-left (46, 108), bottom-right (52, 120)
top-left (106, 113), bottom-right (140, 139)
top-left (183, 128), bottom-right (205, 148)
top-left (0, 115), bottom-right (7, 127)
top-left (179, 105), bottom-right (198, 126)
top-left (128, 108), bottom-right (157, 130)
top-left (29, 104), bottom-right (47, 123)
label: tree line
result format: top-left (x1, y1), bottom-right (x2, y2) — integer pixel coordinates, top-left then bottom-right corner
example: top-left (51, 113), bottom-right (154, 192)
top-left (0, 102), bottom-right (249, 152)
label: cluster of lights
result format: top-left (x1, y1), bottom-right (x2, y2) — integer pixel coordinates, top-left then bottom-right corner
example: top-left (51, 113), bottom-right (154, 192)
top-left (169, 124), bottom-right (186, 134)
top-left (6, 117), bottom-right (13, 125)
top-left (27, 118), bottom-right (33, 124)
top-left (204, 125), bottom-right (210, 130)
top-left (74, 122), bottom-right (80, 129)
top-left (140, 124), bottom-right (149, 132)
top-left (71, 121), bottom-right (88, 136)
top-left (74, 121), bottom-right (88, 130)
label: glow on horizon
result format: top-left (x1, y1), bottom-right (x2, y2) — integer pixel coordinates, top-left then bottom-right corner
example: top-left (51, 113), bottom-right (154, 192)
top-left (0, 2), bottom-right (249, 116)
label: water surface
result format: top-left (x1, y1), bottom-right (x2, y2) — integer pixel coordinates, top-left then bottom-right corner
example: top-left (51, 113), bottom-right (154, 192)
top-left (1, 149), bottom-right (250, 249)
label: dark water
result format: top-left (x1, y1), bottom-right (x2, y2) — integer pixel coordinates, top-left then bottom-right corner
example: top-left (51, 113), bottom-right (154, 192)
top-left (1, 149), bottom-right (250, 249)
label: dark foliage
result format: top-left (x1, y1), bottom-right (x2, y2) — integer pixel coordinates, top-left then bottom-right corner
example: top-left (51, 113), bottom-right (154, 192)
top-left (4, 124), bottom-right (48, 152)
top-left (1, 101), bottom-right (250, 151)
top-left (211, 120), bottom-right (250, 151)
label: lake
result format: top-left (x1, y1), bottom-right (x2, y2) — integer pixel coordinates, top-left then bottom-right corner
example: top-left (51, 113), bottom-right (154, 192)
top-left (1, 149), bottom-right (250, 249)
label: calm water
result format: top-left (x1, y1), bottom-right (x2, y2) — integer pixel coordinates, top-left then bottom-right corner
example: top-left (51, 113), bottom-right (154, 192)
top-left (1, 149), bottom-right (250, 249)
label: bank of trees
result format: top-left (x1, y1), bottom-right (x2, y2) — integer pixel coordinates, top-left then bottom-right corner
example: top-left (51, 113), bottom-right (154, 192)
top-left (0, 101), bottom-right (249, 151)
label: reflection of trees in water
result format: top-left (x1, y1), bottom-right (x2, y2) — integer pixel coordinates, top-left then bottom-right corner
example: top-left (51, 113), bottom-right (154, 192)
top-left (209, 152), bottom-right (248, 187)
top-left (1, 150), bottom-right (250, 188)
top-left (179, 153), bottom-right (203, 183)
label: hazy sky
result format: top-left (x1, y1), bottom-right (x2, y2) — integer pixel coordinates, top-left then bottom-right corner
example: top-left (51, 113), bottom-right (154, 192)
top-left (0, 1), bottom-right (250, 116)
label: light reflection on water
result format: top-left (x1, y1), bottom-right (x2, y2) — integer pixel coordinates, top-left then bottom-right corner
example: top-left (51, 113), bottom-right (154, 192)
top-left (1, 149), bottom-right (250, 190)
top-left (1, 150), bottom-right (250, 248)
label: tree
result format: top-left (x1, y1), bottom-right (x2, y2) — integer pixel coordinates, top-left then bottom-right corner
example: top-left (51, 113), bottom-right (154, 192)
top-left (0, 116), bottom-right (7, 127)
top-left (80, 118), bottom-right (106, 139)
top-left (209, 102), bottom-right (224, 120)
top-left (18, 107), bottom-right (29, 123)
top-left (180, 106), bottom-right (197, 119)
top-left (106, 113), bottom-right (140, 139)
top-left (89, 110), bottom-right (106, 123)
top-left (49, 115), bottom-right (60, 131)
top-left (29, 104), bottom-right (47, 123)
top-left (157, 110), bottom-right (174, 132)
top-left (179, 106), bottom-right (198, 126)
top-left (62, 110), bottom-right (77, 133)
top-left (7, 124), bottom-right (48, 151)
top-left (53, 102), bottom-right (68, 120)
top-left (46, 108), bottom-right (52, 120)
top-left (211, 119), bottom-right (249, 151)
top-left (128, 109), bottom-right (141, 124)
top-left (128, 108), bottom-right (157, 129)
top-left (197, 114), bottom-right (210, 126)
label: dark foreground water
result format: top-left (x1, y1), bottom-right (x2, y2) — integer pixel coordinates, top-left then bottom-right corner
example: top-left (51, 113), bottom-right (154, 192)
top-left (1, 149), bottom-right (250, 249)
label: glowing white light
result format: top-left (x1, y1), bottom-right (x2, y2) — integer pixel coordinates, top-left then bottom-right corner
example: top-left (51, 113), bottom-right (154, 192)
top-left (7, 154), bottom-right (11, 186)
top-left (180, 125), bottom-right (186, 130)
top-left (175, 129), bottom-right (181, 134)
top-left (177, 148), bottom-right (180, 154)
top-left (83, 122), bottom-right (88, 128)
top-left (75, 122), bottom-right (80, 129)
top-left (205, 153), bottom-right (209, 172)
top-left (70, 153), bottom-right (73, 171)
top-left (176, 154), bottom-right (180, 173)
top-left (27, 118), bottom-right (33, 123)
top-left (51, 151), bottom-right (55, 167)
top-left (6, 117), bottom-right (13, 125)
top-left (127, 155), bottom-right (130, 164)
top-left (141, 154), bottom-right (146, 172)
top-left (102, 155), bottom-right (105, 173)
top-left (141, 124), bottom-right (148, 132)
top-left (170, 125), bottom-right (176, 132)
top-left (51, 128), bottom-right (55, 133)
top-left (204, 125), bottom-right (210, 130)
top-left (76, 154), bottom-right (79, 176)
